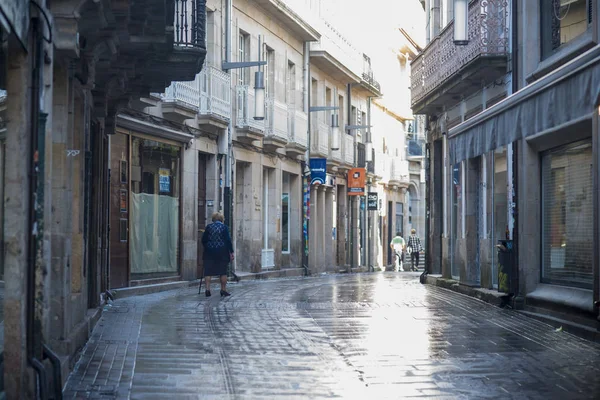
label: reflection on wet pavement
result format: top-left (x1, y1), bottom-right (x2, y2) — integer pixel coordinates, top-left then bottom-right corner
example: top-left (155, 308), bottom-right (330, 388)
top-left (64, 273), bottom-right (600, 399)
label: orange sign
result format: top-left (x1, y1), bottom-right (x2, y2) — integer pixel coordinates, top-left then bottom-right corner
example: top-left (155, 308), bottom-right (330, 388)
top-left (348, 168), bottom-right (366, 196)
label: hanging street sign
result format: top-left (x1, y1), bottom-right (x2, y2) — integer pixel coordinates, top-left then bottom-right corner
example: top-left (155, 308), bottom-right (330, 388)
top-left (310, 158), bottom-right (327, 185)
top-left (348, 168), bottom-right (366, 196)
top-left (367, 192), bottom-right (378, 210)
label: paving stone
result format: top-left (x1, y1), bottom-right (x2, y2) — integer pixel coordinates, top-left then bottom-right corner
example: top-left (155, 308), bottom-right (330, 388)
top-left (64, 273), bottom-right (600, 399)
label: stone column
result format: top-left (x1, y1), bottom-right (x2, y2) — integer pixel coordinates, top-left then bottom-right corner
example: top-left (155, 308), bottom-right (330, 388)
top-left (317, 185), bottom-right (326, 272)
top-left (336, 185), bottom-right (347, 269)
top-left (181, 145), bottom-right (198, 281)
top-left (324, 187), bottom-right (334, 271)
top-left (4, 35), bottom-right (35, 398)
top-left (351, 194), bottom-right (359, 269)
top-left (50, 63), bottom-right (73, 344)
top-left (309, 184), bottom-right (319, 272)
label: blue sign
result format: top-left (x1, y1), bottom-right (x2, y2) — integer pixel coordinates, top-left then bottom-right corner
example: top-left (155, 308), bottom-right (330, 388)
top-left (159, 168), bottom-right (171, 193)
top-left (310, 158), bottom-right (327, 185)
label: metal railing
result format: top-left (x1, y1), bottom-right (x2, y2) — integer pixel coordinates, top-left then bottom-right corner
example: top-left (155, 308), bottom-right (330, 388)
top-left (160, 65), bottom-right (231, 120)
top-left (174, 0), bottom-right (206, 48)
top-left (265, 97), bottom-right (288, 142)
top-left (287, 107), bottom-right (308, 148)
top-left (410, 0), bottom-right (509, 106)
top-left (343, 134), bottom-right (354, 165)
top-left (311, 118), bottom-right (330, 157)
top-left (199, 66), bottom-right (231, 120)
top-left (362, 71), bottom-right (381, 92)
top-left (236, 85), bottom-right (265, 131)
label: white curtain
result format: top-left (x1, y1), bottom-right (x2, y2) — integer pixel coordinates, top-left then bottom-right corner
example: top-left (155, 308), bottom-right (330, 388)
top-left (130, 192), bottom-right (179, 274)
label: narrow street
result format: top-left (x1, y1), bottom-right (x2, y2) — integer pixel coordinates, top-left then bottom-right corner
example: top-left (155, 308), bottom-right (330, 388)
top-left (63, 273), bottom-right (600, 399)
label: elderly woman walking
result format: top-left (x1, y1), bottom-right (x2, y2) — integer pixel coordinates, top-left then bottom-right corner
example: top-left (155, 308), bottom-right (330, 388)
top-left (201, 212), bottom-right (234, 297)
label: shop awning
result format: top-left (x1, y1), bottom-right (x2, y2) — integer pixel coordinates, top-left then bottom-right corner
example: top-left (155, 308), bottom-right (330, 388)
top-left (448, 45), bottom-right (600, 165)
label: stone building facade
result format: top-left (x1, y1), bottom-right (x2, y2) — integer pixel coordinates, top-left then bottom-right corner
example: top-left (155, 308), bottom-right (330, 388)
top-left (414, 0), bottom-right (600, 330)
top-left (0, 0), bottom-right (206, 396)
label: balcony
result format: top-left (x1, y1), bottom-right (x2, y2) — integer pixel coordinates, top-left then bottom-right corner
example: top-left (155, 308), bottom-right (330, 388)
top-left (286, 107), bottom-right (308, 158)
top-left (235, 85), bottom-right (265, 142)
top-left (355, 55), bottom-right (382, 97)
top-left (64, 0), bottom-right (207, 130)
top-left (263, 97), bottom-right (289, 152)
top-left (410, 0), bottom-right (509, 115)
top-left (342, 134), bottom-right (354, 167)
top-left (160, 65), bottom-right (231, 132)
top-left (389, 159), bottom-right (409, 187)
top-left (310, 118), bottom-right (330, 158)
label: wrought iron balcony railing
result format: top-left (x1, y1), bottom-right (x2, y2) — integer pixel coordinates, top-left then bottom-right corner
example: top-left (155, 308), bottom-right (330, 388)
top-left (287, 107), bottom-right (308, 148)
top-left (160, 65), bottom-right (231, 120)
top-left (174, 0), bottom-right (206, 48)
top-left (236, 85), bottom-right (265, 132)
top-left (410, 0), bottom-right (509, 108)
top-left (362, 71), bottom-right (381, 93)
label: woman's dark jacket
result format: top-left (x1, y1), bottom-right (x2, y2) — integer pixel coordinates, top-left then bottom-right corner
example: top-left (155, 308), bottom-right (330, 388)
top-left (201, 221), bottom-right (234, 262)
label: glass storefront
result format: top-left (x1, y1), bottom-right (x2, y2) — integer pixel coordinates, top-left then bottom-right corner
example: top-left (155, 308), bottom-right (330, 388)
top-left (541, 139), bottom-right (593, 289)
top-left (130, 137), bottom-right (181, 278)
top-left (493, 147), bottom-right (508, 288)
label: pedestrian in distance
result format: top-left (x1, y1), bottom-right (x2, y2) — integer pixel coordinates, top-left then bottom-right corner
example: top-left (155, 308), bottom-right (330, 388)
top-left (201, 212), bottom-right (234, 297)
top-left (390, 232), bottom-right (406, 272)
top-left (407, 228), bottom-right (423, 272)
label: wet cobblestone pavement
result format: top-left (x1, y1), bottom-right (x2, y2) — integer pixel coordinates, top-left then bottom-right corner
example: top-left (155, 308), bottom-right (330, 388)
top-left (64, 273), bottom-right (600, 399)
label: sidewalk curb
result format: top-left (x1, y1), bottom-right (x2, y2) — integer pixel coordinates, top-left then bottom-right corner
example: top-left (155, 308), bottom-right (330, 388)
top-left (233, 267), bottom-right (306, 281)
top-left (111, 280), bottom-right (201, 299)
top-left (425, 275), bottom-right (509, 307)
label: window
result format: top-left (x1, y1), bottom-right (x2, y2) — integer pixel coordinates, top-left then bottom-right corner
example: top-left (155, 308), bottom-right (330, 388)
top-left (130, 138), bottom-right (181, 277)
top-left (238, 32), bottom-right (249, 85)
top-left (287, 61), bottom-right (296, 106)
top-left (263, 44), bottom-right (275, 98)
top-left (541, 0), bottom-right (592, 59)
top-left (541, 139), bottom-right (593, 289)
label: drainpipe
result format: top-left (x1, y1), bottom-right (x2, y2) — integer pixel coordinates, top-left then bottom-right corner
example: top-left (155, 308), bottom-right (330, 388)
top-left (27, 16), bottom-right (49, 398)
top-left (510, 0), bottom-right (520, 307)
top-left (303, 41), bottom-right (310, 276)
top-left (224, 0), bottom-right (234, 273)
top-left (347, 83), bottom-right (355, 270)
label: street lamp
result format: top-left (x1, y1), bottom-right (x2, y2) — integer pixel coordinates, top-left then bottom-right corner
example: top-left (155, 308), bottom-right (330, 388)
top-left (365, 141), bottom-right (372, 162)
top-left (331, 113), bottom-right (340, 150)
top-left (254, 70), bottom-right (265, 120)
top-left (454, 0), bottom-right (469, 45)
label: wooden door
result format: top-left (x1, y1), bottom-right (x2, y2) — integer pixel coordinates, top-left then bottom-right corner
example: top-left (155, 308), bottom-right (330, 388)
top-left (197, 153), bottom-right (207, 278)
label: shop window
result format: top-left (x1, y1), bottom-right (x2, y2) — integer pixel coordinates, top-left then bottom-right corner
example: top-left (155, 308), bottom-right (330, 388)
top-left (541, 0), bottom-right (593, 59)
top-left (541, 139), bottom-right (593, 289)
top-left (130, 138), bottom-right (181, 278)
